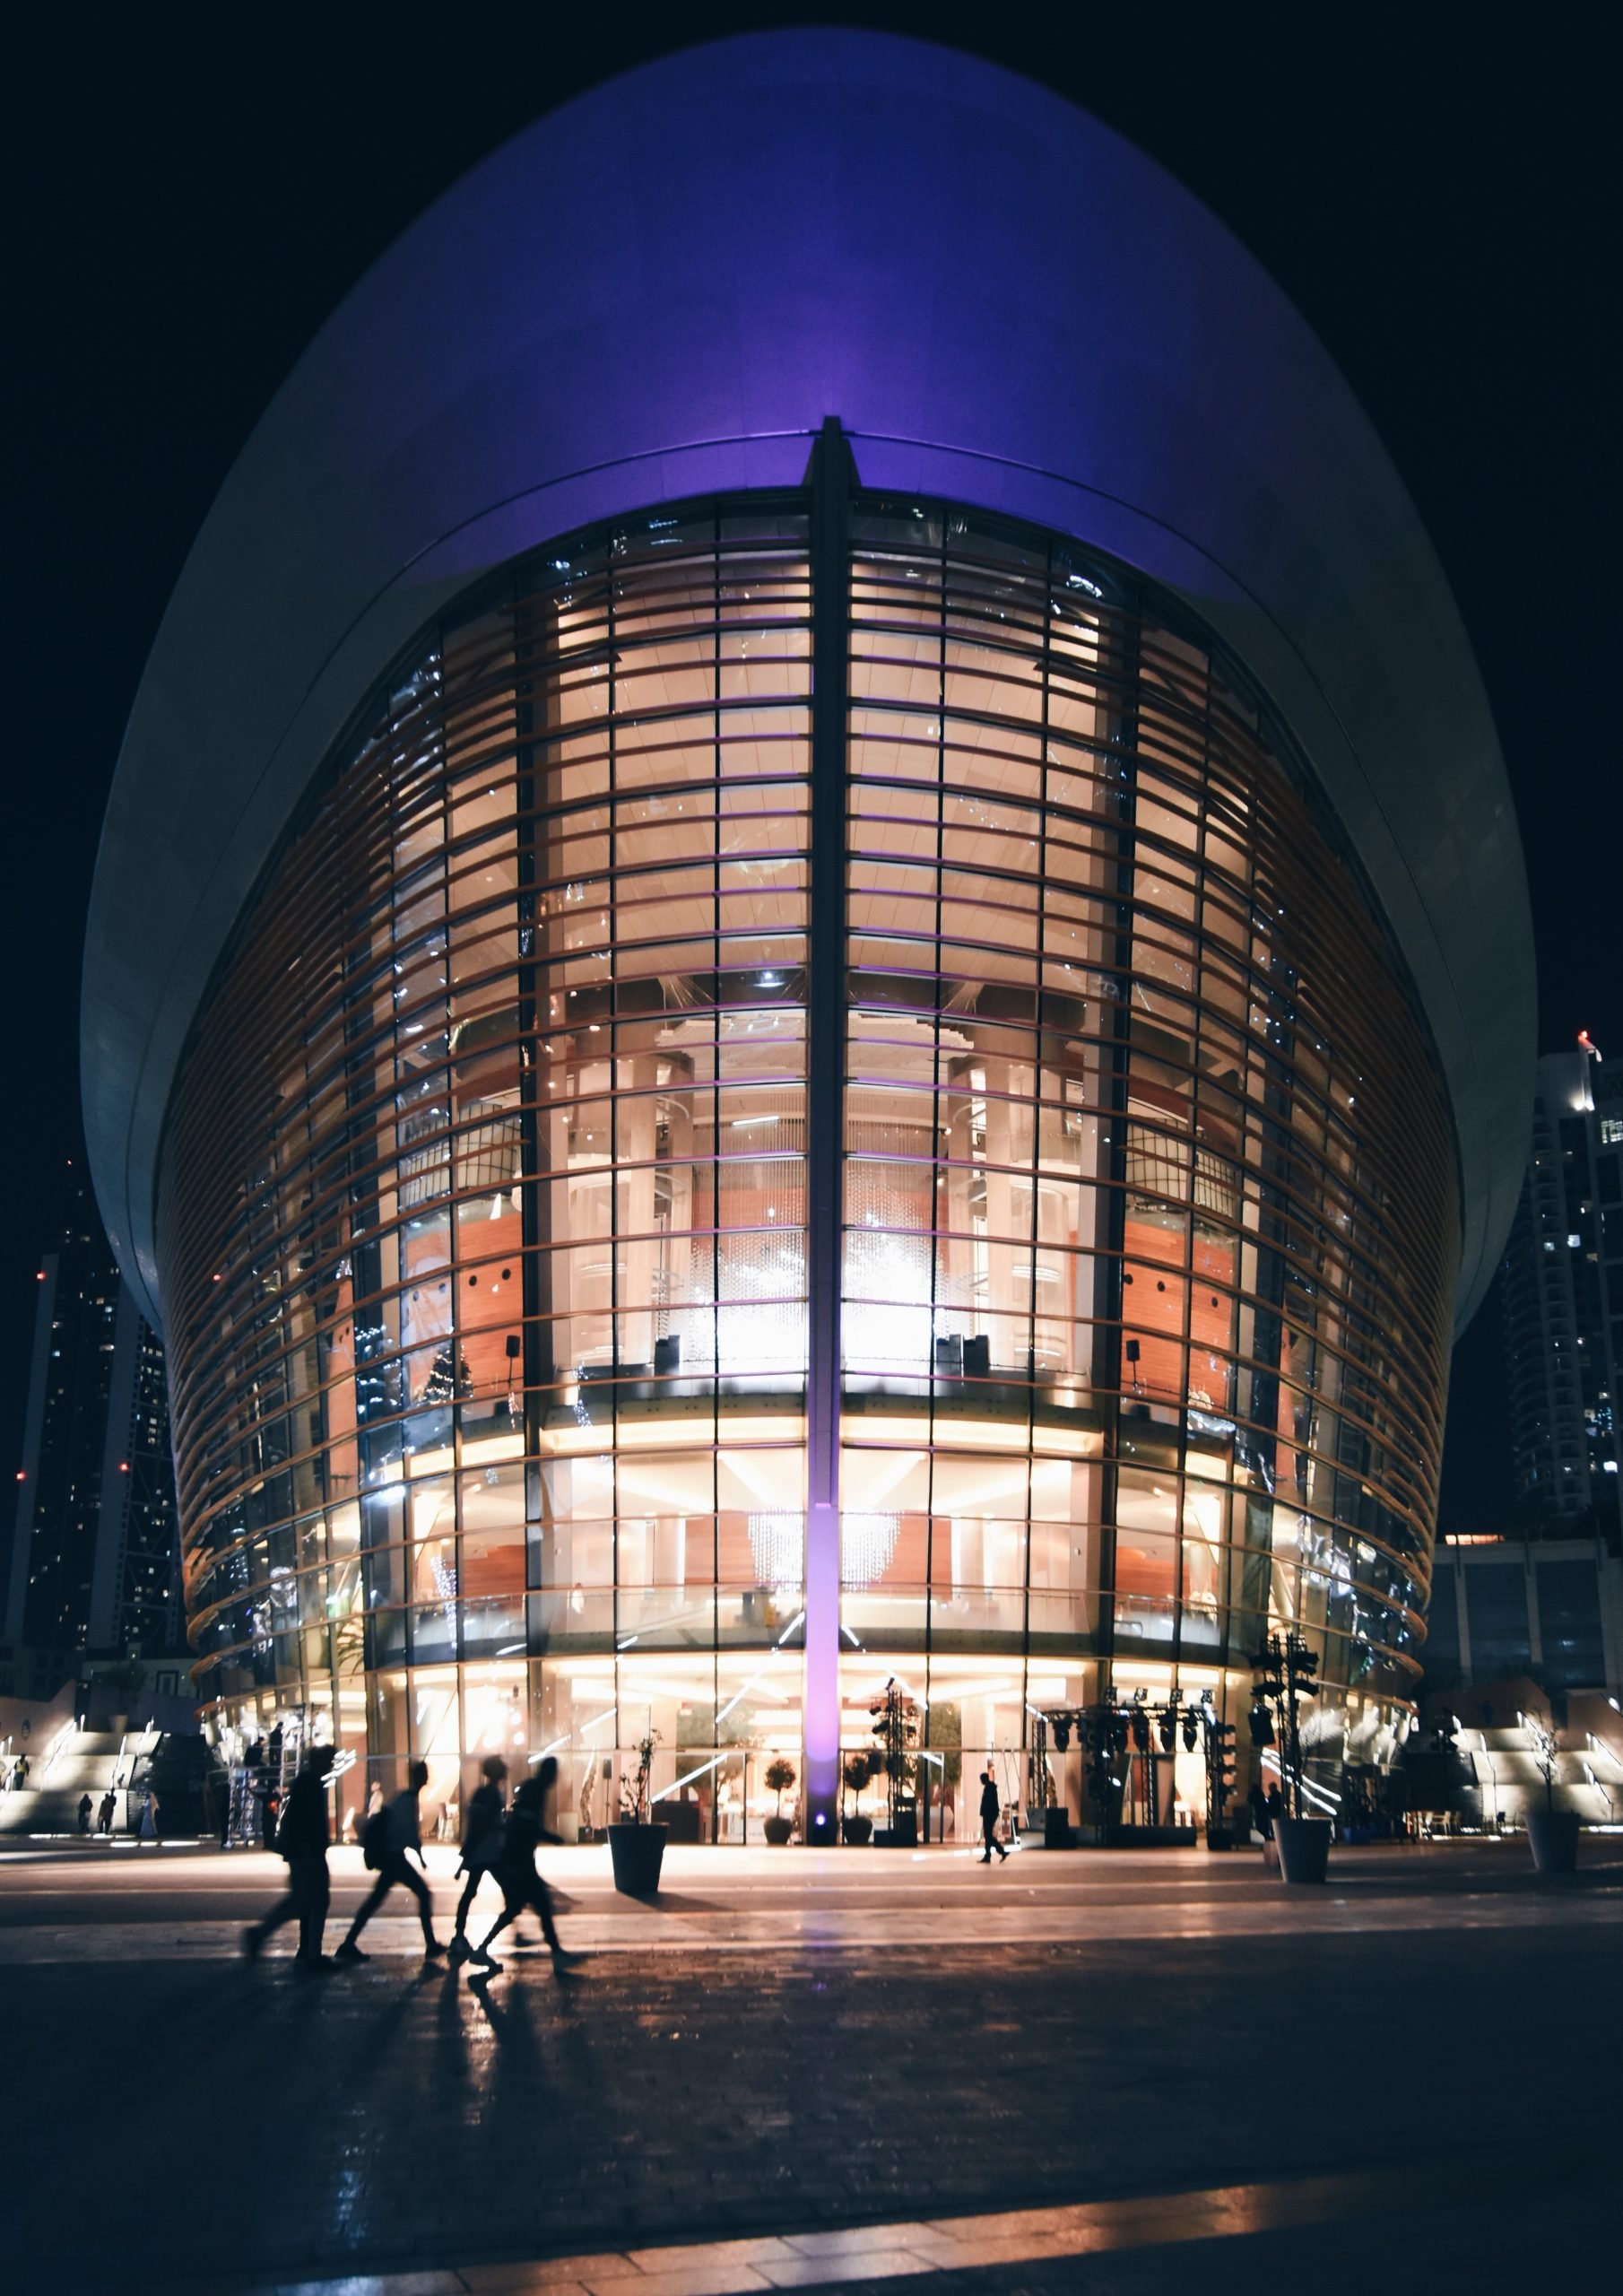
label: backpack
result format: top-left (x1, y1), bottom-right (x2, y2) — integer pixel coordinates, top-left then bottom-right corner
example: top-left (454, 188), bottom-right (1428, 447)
top-left (360, 1805), bottom-right (392, 1871)
top-left (458, 1808), bottom-right (499, 1871)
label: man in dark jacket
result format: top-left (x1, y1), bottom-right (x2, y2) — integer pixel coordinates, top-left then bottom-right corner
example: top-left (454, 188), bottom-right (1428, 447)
top-left (978, 1769), bottom-right (1008, 1864)
top-left (242, 1744), bottom-right (335, 1972)
top-left (336, 1759), bottom-right (446, 1964)
top-left (448, 1755), bottom-right (508, 1962)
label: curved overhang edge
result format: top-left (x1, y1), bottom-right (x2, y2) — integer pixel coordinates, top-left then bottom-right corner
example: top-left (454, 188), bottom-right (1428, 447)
top-left (81, 30), bottom-right (1533, 1344)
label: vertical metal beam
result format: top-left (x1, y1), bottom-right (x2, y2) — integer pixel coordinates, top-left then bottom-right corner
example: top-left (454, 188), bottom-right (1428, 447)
top-left (1094, 595), bottom-right (1140, 1697)
top-left (803, 416), bottom-right (854, 1846)
top-left (515, 592), bottom-right (547, 1602)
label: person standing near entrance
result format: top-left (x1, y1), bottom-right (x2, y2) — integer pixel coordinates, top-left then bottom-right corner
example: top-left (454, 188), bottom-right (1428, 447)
top-left (242, 1744), bottom-right (335, 1972)
top-left (96, 1787), bottom-right (117, 1836)
top-left (448, 1754), bottom-right (508, 1963)
top-left (77, 1793), bottom-right (93, 1835)
top-left (978, 1769), bottom-right (1008, 1864)
top-left (337, 1759), bottom-right (446, 1964)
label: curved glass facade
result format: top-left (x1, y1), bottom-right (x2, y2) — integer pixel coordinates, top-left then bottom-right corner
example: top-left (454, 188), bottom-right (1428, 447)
top-left (161, 486), bottom-right (1456, 1840)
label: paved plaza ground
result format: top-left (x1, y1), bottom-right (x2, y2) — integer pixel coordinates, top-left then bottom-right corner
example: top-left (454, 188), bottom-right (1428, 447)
top-left (0, 1836), bottom-right (1618, 2294)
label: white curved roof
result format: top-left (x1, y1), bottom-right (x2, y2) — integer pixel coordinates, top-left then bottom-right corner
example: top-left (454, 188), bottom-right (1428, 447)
top-left (83, 30), bottom-right (1533, 1333)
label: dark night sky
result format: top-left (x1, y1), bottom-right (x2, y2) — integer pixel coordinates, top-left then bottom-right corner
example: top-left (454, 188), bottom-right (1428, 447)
top-left (3, 8), bottom-right (1617, 1562)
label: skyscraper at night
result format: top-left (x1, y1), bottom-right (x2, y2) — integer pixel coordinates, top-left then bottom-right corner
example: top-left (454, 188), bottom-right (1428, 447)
top-left (1502, 1043), bottom-right (1623, 1544)
top-left (4, 1164), bottom-right (182, 1687)
top-left (81, 35), bottom-right (1534, 1842)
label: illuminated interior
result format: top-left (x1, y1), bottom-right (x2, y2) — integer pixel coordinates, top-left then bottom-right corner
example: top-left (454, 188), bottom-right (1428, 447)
top-left (160, 490), bottom-right (1454, 1838)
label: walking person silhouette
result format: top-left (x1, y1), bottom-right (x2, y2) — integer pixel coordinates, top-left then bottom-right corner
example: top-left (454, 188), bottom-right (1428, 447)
top-left (467, 1758), bottom-right (584, 1977)
top-left (448, 1754), bottom-right (508, 1963)
top-left (242, 1744), bottom-right (336, 1972)
top-left (337, 1759), bottom-right (446, 1964)
top-left (978, 1767), bottom-right (1009, 1863)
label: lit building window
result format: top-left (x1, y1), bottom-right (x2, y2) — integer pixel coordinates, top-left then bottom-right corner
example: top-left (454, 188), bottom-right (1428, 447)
top-left (153, 489), bottom-right (1455, 1835)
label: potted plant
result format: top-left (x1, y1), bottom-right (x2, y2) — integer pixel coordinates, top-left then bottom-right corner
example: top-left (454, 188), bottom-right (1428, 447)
top-left (841, 1752), bottom-right (873, 1844)
top-left (869, 1677), bottom-right (919, 1845)
top-left (1523, 1707), bottom-right (1579, 1874)
top-left (927, 1700), bottom-right (964, 1847)
top-left (608, 1727), bottom-right (667, 1896)
top-left (763, 1757), bottom-right (796, 1845)
top-left (1252, 1632), bottom-right (1332, 1883)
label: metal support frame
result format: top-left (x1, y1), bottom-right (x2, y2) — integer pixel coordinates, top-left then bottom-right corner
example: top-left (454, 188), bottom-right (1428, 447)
top-left (802, 417), bottom-right (855, 1847)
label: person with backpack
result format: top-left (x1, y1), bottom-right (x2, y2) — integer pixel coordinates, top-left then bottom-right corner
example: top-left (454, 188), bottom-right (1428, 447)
top-left (337, 1759), bottom-right (446, 1964)
top-left (466, 1758), bottom-right (583, 1978)
top-left (241, 1744), bottom-right (336, 1972)
top-left (447, 1754), bottom-right (509, 1963)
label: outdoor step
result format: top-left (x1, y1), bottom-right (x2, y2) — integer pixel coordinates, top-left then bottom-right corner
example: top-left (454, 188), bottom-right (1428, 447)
top-left (1468, 1781), bottom-right (1610, 1822)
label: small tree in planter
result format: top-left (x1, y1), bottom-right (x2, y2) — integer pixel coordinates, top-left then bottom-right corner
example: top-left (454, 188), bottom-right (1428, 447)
top-left (927, 1700), bottom-right (963, 1843)
top-left (842, 1752), bottom-right (873, 1844)
top-left (621, 1727), bottom-right (661, 1822)
top-left (1523, 1705), bottom-right (1578, 1874)
top-left (609, 1726), bottom-right (666, 1897)
top-left (764, 1757), bottom-right (796, 1845)
top-left (869, 1677), bottom-right (920, 1843)
top-left (1251, 1632), bottom-right (1331, 1883)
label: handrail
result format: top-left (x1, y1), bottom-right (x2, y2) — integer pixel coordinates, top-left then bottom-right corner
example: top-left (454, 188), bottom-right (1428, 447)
top-left (1582, 1761), bottom-right (1619, 1822)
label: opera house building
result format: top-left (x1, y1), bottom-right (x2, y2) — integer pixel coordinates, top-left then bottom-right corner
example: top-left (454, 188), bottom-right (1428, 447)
top-left (82, 35), bottom-right (1532, 1847)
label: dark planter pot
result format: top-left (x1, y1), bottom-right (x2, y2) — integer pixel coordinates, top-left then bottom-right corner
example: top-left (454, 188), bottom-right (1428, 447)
top-left (842, 1813), bottom-right (872, 1845)
top-left (763, 1814), bottom-right (793, 1846)
top-left (608, 1822), bottom-right (667, 1897)
top-left (1044, 1806), bottom-right (1073, 1848)
top-left (1205, 1827), bottom-right (1235, 1851)
top-left (1525, 1805), bottom-right (1580, 1874)
top-left (1273, 1813), bottom-right (1332, 1884)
